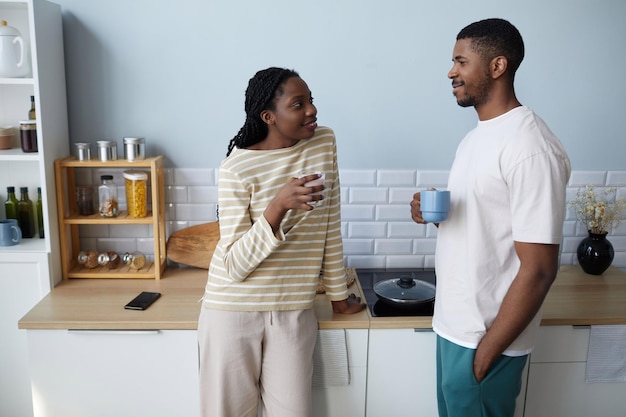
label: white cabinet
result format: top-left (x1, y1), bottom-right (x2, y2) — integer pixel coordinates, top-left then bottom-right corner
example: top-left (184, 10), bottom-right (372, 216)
top-left (366, 328), bottom-right (526, 417)
top-left (524, 325), bottom-right (626, 417)
top-left (0, 0), bottom-right (69, 278)
top-left (312, 329), bottom-right (368, 417)
top-left (0, 252), bottom-right (49, 417)
top-left (366, 329), bottom-right (438, 417)
top-left (0, 2), bottom-right (69, 415)
top-left (26, 329), bottom-right (200, 417)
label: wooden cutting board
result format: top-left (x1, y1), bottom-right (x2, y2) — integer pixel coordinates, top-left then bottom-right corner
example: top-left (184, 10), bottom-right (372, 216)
top-left (166, 222), bottom-right (220, 269)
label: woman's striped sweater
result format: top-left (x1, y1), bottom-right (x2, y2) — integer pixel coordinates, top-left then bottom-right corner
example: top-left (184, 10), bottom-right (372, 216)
top-left (202, 126), bottom-right (350, 311)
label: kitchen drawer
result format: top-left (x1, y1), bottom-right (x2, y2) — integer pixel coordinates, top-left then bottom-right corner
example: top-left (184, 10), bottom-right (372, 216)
top-left (26, 329), bottom-right (199, 417)
top-left (530, 325), bottom-right (590, 363)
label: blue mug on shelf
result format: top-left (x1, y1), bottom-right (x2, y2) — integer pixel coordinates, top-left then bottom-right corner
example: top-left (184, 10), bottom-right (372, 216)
top-left (0, 219), bottom-right (22, 246)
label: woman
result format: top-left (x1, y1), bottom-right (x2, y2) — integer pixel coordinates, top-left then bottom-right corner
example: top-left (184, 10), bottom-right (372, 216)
top-left (198, 67), bottom-right (364, 417)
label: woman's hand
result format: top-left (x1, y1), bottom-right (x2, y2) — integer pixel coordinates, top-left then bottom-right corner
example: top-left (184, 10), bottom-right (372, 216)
top-left (331, 293), bottom-right (366, 314)
top-left (264, 174), bottom-right (325, 233)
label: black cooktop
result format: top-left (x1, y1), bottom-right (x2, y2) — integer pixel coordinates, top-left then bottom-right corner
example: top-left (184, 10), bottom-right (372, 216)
top-left (355, 268), bottom-right (436, 317)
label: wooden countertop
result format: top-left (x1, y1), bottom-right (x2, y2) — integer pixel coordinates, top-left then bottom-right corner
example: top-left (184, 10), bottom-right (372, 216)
top-left (18, 265), bottom-right (626, 331)
top-left (365, 265), bottom-right (626, 329)
top-left (540, 265), bottom-right (626, 326)
top-left (18, 268), bottom-right (370, 330)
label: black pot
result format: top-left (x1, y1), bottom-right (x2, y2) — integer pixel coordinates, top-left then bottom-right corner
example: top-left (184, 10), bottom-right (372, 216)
top-left (373, 276), bottom-right (436, 309)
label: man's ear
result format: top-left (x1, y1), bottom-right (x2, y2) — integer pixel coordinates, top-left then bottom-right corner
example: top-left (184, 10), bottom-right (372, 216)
top-left (260, 110), bottom-right (274, 125)
top-left (491, 55), bottom-right (508, 80)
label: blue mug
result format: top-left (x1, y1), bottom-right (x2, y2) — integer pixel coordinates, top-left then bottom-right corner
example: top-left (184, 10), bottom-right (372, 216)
top-left (0, 219), bottom-right (22, 246)
top-left (420, 190), bottom-right (450, 223)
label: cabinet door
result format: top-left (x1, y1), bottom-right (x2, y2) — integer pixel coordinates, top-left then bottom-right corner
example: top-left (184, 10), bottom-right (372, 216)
top-left (366, 329), bottom-right (438, 417)
top-left (312, 329), bottom-right (368, 417)
top-left (367, 329), bottom-right (526, 417)
top-left (524, 326), bottom-right (626, 417)
top-left (26, 329), bottom-right (200, 417)
top-left (525, 362), bottom-right (626, 417)
top-left (0, 253), bottom-right (49, 417)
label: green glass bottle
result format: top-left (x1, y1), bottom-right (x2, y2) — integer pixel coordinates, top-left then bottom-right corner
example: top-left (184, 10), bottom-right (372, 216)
top-left (29, 95), bottom-right (36, 120)
top-left (17, 187), bottom-right (35, 238)
top-left (4, 186), bottom-right (19, 220)
top-left (36, 187), bottom-right (44, 238)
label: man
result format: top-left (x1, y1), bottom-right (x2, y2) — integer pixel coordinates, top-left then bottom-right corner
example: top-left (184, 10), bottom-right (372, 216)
top-left (410, 18), bottom-right (571, 417)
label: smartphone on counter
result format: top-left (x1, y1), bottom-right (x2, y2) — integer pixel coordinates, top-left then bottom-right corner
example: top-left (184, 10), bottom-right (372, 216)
top-left (124, 291), bottom-right (161, 310)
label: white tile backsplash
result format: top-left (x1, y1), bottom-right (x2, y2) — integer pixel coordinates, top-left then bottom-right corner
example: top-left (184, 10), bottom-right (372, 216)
top-left (349, 187), bottom-right (388, 204)
top-left (377, 170), bottom-right (417, 186)
top-left (568, 171), bottom-right (607, 186)
top-left (74, 168), bottom-right (626, 269)
top-left (606, 171), bottom-right (626, 186)
top-left (348, 222), bottom-right (387, 238)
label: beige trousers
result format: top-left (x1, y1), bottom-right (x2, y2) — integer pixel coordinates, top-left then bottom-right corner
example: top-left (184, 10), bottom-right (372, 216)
top-left (198, 308), bottom-right (318, 417)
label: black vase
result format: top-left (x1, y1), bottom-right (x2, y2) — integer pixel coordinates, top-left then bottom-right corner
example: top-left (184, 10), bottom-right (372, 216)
top-left (576, 232), bottom-right (614, 275)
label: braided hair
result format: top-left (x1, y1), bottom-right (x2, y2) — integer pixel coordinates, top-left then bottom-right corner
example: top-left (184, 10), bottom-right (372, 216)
top-left (227, 67), bottom-right (300, 156)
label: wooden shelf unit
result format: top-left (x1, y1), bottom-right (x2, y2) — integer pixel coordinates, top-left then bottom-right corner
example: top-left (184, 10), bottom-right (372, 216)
top-left (54, 156), bottom-right (166, 279)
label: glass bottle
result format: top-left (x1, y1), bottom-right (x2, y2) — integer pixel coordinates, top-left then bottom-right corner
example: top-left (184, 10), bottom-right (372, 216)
top-left (36, 187), bottom-right (44, 238)
top-left (77, 250), bottom-right (99, 269)
top-left (98, 251), bottom-right (121, 269)
top-left (123, 251), bottom-right (147, 270)
top-left (76, 186), bottom-right (95, 216)
top-left (28, 95), bottom-right (36, 120)
top-left (17, 187), bottom-right (35, 238)
top-left (4, 186), bottom-right (19, 220)
top-left (98, 175), bottom-right (118, 217)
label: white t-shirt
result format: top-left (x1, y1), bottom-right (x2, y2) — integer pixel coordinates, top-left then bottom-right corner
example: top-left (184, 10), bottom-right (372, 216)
top-left (433, 106), bottom-right (571, 356)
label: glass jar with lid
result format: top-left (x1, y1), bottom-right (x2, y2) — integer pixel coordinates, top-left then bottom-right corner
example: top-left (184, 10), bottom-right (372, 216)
top-left (123, 170), bottom-right (148, 217)
top-left (74, 142), bottom-right (91, 161)
top-left (76, 186), bottom-right (95, 216)
top-left (96, 140), bottom-right (117, 161)
top-left (98, 175), bottom-right (118, 217)
top-left (19, 120), bottom-right (37, 153)
top-left (123, 251), bottom-right (146, 270)
top-left (98, 251), bottom-right (121, 269)
top-left (123, 137), bottom-right (145, 161)
top-left (77, 250), bottom-right (99, 269)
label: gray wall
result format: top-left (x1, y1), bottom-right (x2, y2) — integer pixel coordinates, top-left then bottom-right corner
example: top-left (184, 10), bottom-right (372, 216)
top-left (56, 0), bottom-right (626, 170)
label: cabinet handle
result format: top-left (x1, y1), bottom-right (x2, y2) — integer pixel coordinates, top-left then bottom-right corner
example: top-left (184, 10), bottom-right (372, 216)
top-left (572, 325), bottom-right (591, 330)
top-left (68, 330), bottom-right (160, 335)
top-left (413, 329), bottom-right (434, 333)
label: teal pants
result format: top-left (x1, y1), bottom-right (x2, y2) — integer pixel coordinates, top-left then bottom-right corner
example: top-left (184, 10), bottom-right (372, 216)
top-left (436, 335), bottom-right (527, 417)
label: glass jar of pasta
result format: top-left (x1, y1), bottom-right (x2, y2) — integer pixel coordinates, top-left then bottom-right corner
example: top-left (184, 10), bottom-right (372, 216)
top-left (123, 170), bottom-right (148, 217)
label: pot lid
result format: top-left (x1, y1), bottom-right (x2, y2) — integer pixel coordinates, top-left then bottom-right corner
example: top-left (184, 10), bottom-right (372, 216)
top-left (373, 276), bottom-right (436, 304)
top-left (0, 21), bottom-right (22, 37)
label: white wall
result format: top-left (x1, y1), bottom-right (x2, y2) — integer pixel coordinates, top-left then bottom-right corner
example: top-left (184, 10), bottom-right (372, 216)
top-left (55, 0), bottom-right (626, 171)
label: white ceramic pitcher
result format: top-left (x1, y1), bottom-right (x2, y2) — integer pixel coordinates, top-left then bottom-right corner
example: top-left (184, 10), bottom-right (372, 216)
top-left (0, 20), bottom-right (30, 78)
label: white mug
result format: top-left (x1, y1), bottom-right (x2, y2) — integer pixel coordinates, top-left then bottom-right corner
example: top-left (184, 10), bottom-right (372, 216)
top-left (298, 171), bottom-right (325, 206)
